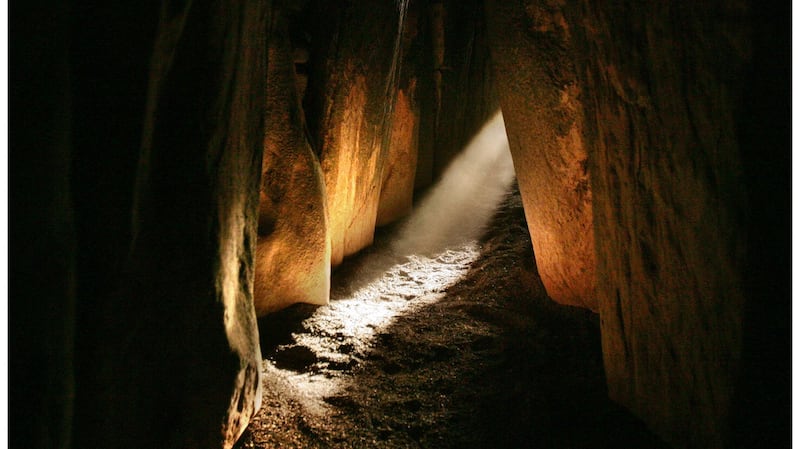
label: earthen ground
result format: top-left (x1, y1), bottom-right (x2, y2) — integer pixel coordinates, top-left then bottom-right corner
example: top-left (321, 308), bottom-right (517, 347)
top-left (235, 186), bottom-right (666, 449)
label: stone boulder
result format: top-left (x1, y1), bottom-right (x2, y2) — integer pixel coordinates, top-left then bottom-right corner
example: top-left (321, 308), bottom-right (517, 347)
top-left (485, 0), bottom-right (596, 310)
top-left (255, 7), bottom-right (331, 315)
top-left (74, 2), bottom-right (267, 447)
top-left (566, 1), bottom-right (753, 447)
top-left (303, 0), bottom-right (406, 266)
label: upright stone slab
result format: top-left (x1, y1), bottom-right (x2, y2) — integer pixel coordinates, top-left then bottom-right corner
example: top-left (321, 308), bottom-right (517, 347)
top-left (88, 2), bottom-right (267, 447)
top-left (304, 0), bottom-right (404, 266)
top-left (255, 5), bottom-right (331, 315)
top-left (377, 2), bottom-right (427, 227)
top-left (485, 0), bottom-right (596, 310)
top-left (566, 1), bottom-right (754, 446)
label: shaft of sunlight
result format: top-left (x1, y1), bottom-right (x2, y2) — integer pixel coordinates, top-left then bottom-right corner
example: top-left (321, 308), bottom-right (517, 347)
top-left (307, 110), bottom-right (515, 346)
top-left (391, 111), bottom-right (515, 257)
top-left (263, 111), bottom-right (516, 414)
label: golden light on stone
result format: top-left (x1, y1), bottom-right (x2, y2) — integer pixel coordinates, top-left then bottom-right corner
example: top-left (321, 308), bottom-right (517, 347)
top-left (263, 112), bottom-right (515, 409)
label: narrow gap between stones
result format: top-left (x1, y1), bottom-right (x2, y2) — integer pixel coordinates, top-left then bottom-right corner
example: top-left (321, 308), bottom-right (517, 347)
top-left (236, 115), bottom-right (666, 448)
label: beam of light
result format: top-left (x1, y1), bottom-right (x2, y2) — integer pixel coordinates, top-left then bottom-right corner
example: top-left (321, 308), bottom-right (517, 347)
top-left (261, 111), bottom-right (515, 415)
top-left (391, 111), bottom-right (515, 257)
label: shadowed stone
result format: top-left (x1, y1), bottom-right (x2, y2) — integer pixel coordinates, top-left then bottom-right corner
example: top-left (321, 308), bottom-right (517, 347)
top-left (566, 1), bottom-right (753, 447)
top-left (87, 2), bottom-right (268, 447)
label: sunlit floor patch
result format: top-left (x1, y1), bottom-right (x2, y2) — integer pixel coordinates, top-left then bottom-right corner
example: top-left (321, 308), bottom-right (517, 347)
top-left (305, 245), bottom-right (480, 349)
top-left (262, 242), bottom-right (481, 416)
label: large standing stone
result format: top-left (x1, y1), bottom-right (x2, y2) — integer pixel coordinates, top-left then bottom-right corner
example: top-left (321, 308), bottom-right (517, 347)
top-left (377, 3), bottom-right (426, 227)
top-left (81, 2), bottom-right (268, 447)
top-left (485, 0), bottom-right (597, 310)
top-left (255, 6), bottom-right (331, 315)
top-left (376, 84), bottom-right (419, 226)
top-left (304, 0), bottom-right (405, 266)
top-left (566, 1), bottom-right (754, 446)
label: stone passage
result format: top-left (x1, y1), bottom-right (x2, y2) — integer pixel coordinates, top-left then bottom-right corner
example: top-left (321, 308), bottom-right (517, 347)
top-left (237, 187), bottom-right (666, 448)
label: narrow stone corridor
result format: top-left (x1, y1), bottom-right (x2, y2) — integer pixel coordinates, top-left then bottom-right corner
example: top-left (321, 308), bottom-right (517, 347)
top-left (235, 187), bottom-right (666, 448)
top-left (11, 1), bottom-right (789, 447)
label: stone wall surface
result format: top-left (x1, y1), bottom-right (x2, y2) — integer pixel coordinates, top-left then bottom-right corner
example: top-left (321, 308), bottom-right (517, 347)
top-left (429, 0), bottom-right (499, 178)
top-left (485, 0), bottom-right (597, 310)
top-left (376, 2), bottom-right (425, 226)
top-left (255, 6), bottom-right (331, 315)
top-left (73, 1), bottom-right (268, 447)
top-left (564, 1), bottom-right (756, 447)
top-left (377, 85), bottom-right (420, 226)
top-left (304, 0), bottom-right (404, 266)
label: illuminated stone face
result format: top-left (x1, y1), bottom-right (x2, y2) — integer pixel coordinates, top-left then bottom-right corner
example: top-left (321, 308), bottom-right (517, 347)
top-left (486, 1), bottom-right (596, 310)
top-left (320, 73), bottom-right (384, 267)
top-left (377, 85), bottom-right (419, 227)
top-left (303, 0), bottom-right (413, 267)
top-left (254, 11), bottom-right (330, 315)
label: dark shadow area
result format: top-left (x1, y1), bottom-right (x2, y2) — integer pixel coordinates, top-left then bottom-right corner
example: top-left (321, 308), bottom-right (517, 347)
top-left (241, 186), bottom-right (667, 448)
top-left (258, 305), bottom-right (320, 354)
top-left (728, 1), bottom-right (791, 448)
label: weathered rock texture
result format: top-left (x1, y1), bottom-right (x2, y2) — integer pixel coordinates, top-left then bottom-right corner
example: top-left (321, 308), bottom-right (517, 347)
top-left (121, 2), bottom-right (267, 447)
top-left (304, 0), bottom-right (407, 266)
top-left (376, 84), bottom-right (420, 226)
top-left (485, 0), bottom-right (597, 310)
top-left (68, 1), bottom-right (267, 448)
top-left (285, 0), bottom-right (499, 267)
top-left (378, 0), bottom-right (499, 220)
top-left (255, 6), bottom-right (331, 315)
top-left (561, 0), bottom-right (787, 447)
top-left (376, 3), bottom-right (424, 226)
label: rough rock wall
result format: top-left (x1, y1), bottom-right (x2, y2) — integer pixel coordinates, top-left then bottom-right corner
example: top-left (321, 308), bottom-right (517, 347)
top-left (304, 0), bottom-right (405, 266)
top-left (277, 0), bottom-right (497, 267)
top-left (485, 0), bottom-right (596, 310)
top-left (376, 2), bottom-right (424, 226)
top-left (379, 0), bottom-right (498, 215)
top-left (67, 1), bottom-right (268, 448)
top-left (562, 1), bottom-right (785, 447)
top-left (255, 5), bottom-right (331, 315)
top-left (376, 85), bottom-right (419, 227)
top-left (11, 1), bottom-right (75, 447)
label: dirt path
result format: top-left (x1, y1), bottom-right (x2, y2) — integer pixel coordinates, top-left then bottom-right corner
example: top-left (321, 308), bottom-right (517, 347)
top-left (235, 187), bottom-right (665, 448)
